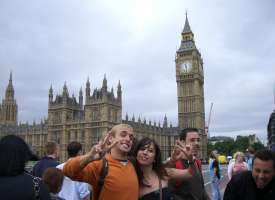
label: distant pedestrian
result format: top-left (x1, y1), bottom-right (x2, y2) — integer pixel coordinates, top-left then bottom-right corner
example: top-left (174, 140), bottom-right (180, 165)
top-left (0, 135), bottom-right (50, 200)
top-left (56, 141), bottom-right (90, 200)
top-left (247, 147), bottom-right (255, 171)
top-left (42, 168), bottom-right (65, 200)
top-left (227, 151), bottom-right (248, 180)
top-left (209, 151), bottom-right (221, 200)
top-left (224, 149), bottom-right (275, 200)
top-left (32, 141), bottom-right (60, 177)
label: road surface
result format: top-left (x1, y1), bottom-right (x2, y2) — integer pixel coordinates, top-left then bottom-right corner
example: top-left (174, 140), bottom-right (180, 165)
top-left (202, 164), bottom-right (229, 199)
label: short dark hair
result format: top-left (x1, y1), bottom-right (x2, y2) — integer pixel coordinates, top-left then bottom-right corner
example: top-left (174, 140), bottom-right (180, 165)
top-left (45, 141), bottom-right (58, 155)
top-left (42, 168), bottom-right (64, 194)
top-left (179, 128), bottom-right (199, 141)
top-left (0, 135), bottom-right (34, 176)
top-left (253, 149), bottom-right (275, 170)
top-left (67, 141), bottom-right (82, 157)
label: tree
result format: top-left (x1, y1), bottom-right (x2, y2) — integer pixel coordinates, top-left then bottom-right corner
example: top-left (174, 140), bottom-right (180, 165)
top-left (251, 142), bottom-right (265, 151)
top-left (207, 135), bottom-right (265, 157)
top-left (234, 136), bottom-right (249, 152)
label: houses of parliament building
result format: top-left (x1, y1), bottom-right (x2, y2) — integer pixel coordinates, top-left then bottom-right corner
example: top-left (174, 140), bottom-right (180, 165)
top-left (0, 16), bottom-right (207, 161)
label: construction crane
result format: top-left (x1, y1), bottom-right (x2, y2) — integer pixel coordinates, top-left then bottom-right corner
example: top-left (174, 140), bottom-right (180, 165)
top-left (205, 102), bottom-right (213, 139)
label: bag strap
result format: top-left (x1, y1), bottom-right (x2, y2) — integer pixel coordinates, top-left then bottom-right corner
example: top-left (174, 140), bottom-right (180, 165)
top-left (95, 157), bottom-right (109, 200)
top-left (24, 172), bottom-right (40, 200)
top-left (33, 177), bottom-right (40, 200)
top-left (158, 176), bottom-right (162, 200)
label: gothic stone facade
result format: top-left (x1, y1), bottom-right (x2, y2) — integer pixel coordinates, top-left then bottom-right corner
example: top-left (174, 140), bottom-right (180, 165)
top-left (0, 74), bottom-right (177, 161)
top-left (0, 16), bottom-right (207, 161)
top-left (175, 15), bottom-right (207, 158)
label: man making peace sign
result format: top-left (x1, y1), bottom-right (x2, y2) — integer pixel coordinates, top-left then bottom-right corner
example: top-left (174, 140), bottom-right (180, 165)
top-left (63, 124), bottom-right (138, 200)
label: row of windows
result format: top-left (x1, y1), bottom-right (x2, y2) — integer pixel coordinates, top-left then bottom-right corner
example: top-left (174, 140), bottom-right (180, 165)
top-left (1, 105), bottom-right (16, 121)
top-left (179, 98), bottom-right (203, 113)
top-left (181, 118), bottom-right (196, 128)
top-left (181, 82), bottom-right (194, 95)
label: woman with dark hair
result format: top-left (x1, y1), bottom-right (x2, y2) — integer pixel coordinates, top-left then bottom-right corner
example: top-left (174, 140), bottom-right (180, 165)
top-left (133, 137), bottom-right (192, 200)
top-left (209, 151), bottom-right (221, 200)
top-left (0, 135), bottom-right (50, 200)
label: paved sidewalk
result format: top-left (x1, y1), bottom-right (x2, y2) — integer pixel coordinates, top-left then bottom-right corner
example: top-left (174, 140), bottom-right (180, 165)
top-left (205, 175), bottom-right (229, 199)
top-left (203, 165), bottom-right (229, 199)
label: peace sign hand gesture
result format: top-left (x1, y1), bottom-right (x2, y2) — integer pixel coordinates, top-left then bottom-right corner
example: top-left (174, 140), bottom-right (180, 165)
top-left (89, 133), bottom-right (118, 161)
top-left (171, 140), bottom-right (193, 162)
top-left (80, 132), bottom-right (118, 168)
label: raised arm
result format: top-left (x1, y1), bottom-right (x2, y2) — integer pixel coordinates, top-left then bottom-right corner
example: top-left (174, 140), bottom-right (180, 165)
top-left (163, 140), bottom-right (192, 167)
top-left (165, 167), bottom-right (192, 180)
top-left (63, 133), bottom-right (117, 184)
top-left (164, 140), bottom-right (194, 180)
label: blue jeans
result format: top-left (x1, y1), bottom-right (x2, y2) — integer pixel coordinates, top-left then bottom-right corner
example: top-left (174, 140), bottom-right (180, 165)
top-left (211, 176), bottom-right (221, 200)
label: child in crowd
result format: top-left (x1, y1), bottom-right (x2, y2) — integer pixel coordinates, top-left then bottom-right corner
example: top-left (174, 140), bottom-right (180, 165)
top-left (42, 168), bottom-right (65, 200)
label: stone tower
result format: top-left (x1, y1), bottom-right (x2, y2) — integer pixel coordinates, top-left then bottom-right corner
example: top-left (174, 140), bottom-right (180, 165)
top-left (47, 76), bottom-right (122, 161)
top-left (83, 75), bottom-right (122, 152)
top-left (175, 14), bottom-right (207, 159)
top-left (0, 72), bottom-right (18, 125)
top-left (47, 82), bottom-right (84, 161)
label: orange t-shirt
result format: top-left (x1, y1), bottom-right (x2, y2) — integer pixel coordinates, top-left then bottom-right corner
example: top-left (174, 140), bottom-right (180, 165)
top-left (63, 154), bottom-right (139, 200)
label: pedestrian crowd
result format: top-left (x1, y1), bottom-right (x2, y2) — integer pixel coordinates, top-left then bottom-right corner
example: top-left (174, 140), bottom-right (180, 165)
top-left (0, 123), bottom-right (274, 200)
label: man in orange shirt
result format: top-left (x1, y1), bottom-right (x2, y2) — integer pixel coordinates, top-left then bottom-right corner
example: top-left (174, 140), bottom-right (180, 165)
top-left (63, 124), bottom-right (138, 200)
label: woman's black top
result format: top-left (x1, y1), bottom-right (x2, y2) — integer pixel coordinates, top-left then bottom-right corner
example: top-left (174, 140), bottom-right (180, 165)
top-left (139, 187), bottom-right (175, 200)
top-left (0, 172), bottom-right (51, 200)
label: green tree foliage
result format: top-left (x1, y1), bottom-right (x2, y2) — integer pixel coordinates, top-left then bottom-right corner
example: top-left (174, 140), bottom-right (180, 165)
top-left (251, 142), bottom-right (265, 151)
top-left (234, 136), bottom-right (249, 152)
top-left (207, 135), bottom-right (265, 156)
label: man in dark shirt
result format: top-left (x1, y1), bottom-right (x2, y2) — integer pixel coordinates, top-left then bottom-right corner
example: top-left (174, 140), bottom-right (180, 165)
top-left (224, 149), bottom-right (275, 200)
top-left (32, 141), bottom-right (60, 177)
top-left (169, 128), bottom-right (209, 200)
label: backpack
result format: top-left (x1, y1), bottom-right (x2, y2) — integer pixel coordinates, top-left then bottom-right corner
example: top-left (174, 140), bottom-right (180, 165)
top-left (95, 157), bottom-right (109, 200)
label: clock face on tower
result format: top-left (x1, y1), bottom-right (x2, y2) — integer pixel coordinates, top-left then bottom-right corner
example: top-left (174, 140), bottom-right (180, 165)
top-left (180, 60), bottom-right (192, 73)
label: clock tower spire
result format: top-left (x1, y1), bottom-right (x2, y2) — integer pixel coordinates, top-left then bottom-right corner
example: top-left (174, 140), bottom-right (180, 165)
top-left (175, 14), bottom-right (207, 159)
top-left (182, 12), bottom-right (192, 34)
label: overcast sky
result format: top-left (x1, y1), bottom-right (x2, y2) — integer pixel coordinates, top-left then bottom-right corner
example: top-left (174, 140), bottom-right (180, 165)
top-left (0, 0), bottom-right (274, 142)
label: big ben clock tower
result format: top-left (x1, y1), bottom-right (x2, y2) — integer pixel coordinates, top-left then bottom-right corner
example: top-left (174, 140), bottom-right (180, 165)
top-left (176, 14), bottom-right (207, 159)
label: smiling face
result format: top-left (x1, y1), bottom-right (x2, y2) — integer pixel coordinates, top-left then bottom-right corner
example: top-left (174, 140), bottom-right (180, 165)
top-left (136, 142), bottom-right (156, 167)
top-left (109, 124), bottom-right (135, 154)
top-left (252, 158), bottom-right (275, 189)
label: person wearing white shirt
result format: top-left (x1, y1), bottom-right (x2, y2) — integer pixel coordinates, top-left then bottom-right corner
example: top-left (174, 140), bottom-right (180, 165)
top-left (57, 142), bottom-right (90, 200)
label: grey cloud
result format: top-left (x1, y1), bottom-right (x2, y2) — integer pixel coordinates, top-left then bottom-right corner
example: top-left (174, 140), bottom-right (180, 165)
top-left (0, 0), bottom-right (274, 142)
